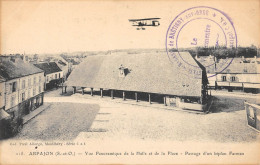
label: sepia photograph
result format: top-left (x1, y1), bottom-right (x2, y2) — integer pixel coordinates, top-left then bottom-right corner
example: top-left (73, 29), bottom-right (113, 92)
top-left (0, 0), bottom-right (259, 164)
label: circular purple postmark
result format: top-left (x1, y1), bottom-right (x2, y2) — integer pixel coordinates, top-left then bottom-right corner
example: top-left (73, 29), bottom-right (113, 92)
top-left (166, 6), bottom-right (237, 78)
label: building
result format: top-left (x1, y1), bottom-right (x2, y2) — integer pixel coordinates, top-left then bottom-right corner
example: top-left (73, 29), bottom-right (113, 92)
top-left (66, 52), bottom-right (209, 111)
top-left (34, 62), bottom-right (63, 90)
top-left (0, 76), bottom-right (6, 111)
top-left (56, 60), bottom-right (71, 81)
top-left (0, 56), bottom-right (45, 121)
top-left (196, 55), bottom-right (260, 93)
top-left (62, 57), bottom-right (80, 71)
top-left (215, 57), bottom-right (260, 93)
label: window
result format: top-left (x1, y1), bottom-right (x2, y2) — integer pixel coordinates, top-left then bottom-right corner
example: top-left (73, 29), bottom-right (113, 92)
top-left (39, 86), bottom-right (41, 93)
top-left (55, 74), bottom-right (57, 79)
top-left (22, 80), bottom-right (26, 89)
top-left (231, 76), bottom-right (236, 82)
top-left (28, 78), bottom-right (31, 86)
top-left (21, 92), bottom-right (25, 101)
top-left (33, 88), bottom-right (36, 96)
top-left (39, 76), bottom-right (41, 82)
top-left (11, 95), bottom-right (16, 107)
top-left (33, 77), bottom-right (36, 84)
top-left (59, 73), bottom-right (61, 78)
top-left (222, 76), bottom-right (226, 81)
top-left (10, 82), bottom-right (17, 93)
top-left (28, 89), bottom-right (31, 98)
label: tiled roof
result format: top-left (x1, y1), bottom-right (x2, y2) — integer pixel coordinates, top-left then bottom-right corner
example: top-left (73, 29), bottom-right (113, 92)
top-left (0, 57), bottom-right (43, 80)
top-left (34, 62), bottom-right (62, 75)
top-left (58, 60), bottom-right (67, 66)
top-left (67, 52), bottom-right (207, 97)
top-left (216, 58), bottom-right (258, 74)
top-left (196, 57), bottom-right (259, 74)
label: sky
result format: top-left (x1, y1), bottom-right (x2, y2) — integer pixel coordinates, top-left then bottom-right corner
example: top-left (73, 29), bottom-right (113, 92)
top-left (0, 0), bottom-right (259, 54)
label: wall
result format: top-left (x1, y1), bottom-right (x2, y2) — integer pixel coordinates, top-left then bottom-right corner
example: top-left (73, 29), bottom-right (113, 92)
top-left (216, 73), bottom-right (260, 88)
top-left (0, 81), bottom-right (5, 109)
top-left (176, 97), bottom-right (205, 111)
top-left (46, 71), bottom-right (63, 84)
top-left (5, 72), bottom-right (45, 111)
top-left (207, 73), bottom-right (216, 87)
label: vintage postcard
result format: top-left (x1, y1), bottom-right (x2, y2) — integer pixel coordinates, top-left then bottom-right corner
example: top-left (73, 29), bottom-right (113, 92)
top-left (0, 0), bottom-right (259, 164)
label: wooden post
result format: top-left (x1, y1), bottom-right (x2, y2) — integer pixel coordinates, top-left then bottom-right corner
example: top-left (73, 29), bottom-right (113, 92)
top-left (135, 92), bottom-right (138, 102)
top-left (64, 86), bottom-right (67, 93)
top-left (81, 87), bottom-right (85, 95)
top-left (148, 94), bottom-right (151, 104)
top-left (73, 86), bottom-right (76, 94)
top-left (123, 91), bottom-right (125, 100)
top-left (242, 83), bottom-right (244, 92)
top-left (111, 90), bottom-right (114, 99)
top-left (200, 96), bottom-right (203, 104)
top-left (100, 88), bottom-right (103, 97)
top-left (91, 88), bottom-right (93, 96)
top-left (42, 93), bottom-right (44, 105)
top-left (164, 96), bottom-right (167, 106)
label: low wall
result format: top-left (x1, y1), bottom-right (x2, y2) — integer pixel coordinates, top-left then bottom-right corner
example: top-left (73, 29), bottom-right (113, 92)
top-left (176, 97), bottom-right (205, 111)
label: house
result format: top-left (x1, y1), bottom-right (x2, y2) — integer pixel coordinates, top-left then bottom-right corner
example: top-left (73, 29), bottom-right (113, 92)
top-left (62, 58), bottom-right (80, 71)
top-left (56, 60), bottom-right (70, 81)
top-left (0, 56), bottom-right (45, 121)
top-left (0, 76), bottom-right (6, 118)
top-left (34, 62), bottom-right (63, 90)
top-left (66, 52), bottom-right (209, 111)
top-left (215, 57), bottom-right (260, 93)
top-left (0, 76), bottom-right (6, 109)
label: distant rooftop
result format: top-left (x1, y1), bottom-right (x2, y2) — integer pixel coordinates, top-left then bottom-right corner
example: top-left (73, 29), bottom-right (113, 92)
top-left (34, 62), bottom-right (62, 75)
top-left (0, 57), bottom-right (43, 80)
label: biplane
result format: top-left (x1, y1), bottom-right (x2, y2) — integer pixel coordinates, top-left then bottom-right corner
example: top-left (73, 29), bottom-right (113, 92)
top-left (128, 18), bottom-right (161, 30)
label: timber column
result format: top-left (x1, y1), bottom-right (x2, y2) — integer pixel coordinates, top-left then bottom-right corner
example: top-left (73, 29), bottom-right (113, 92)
top-left (148, 94), bottom-right (151, 104)
top-left (135, 92), bottom-right (138, 102)
top-left (81, 87), bottom-right (85, 95)
top-left (91, 88), bottom-right (93, 96)
top-left (123, 91), bottom-right (126, 101)
top-left (111, 90), bottom-right (114, 99)
top-left (100, 88), bottom-right (103, 97)
top-left (73, 86), bottom-right (76, 94)
top-left (164, 96), bottom-right (167, 106)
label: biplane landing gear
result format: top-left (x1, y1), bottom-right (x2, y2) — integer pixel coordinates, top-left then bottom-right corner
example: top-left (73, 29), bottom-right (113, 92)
top-left (136, 27), bottom-right (145, 30)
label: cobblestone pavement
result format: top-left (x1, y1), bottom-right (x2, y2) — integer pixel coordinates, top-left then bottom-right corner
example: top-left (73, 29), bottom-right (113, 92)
top-left (41, 94), bottom-right (259, 142)
top-left (14, 102), bottom-right (100, 140)
top-left (11, 87), bottom-right (260, 142)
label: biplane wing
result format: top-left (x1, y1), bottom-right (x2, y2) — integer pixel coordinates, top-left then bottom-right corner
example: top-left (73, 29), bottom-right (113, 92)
top-left (128, 18), bottom-right (161, 22)
top-left (128, 18), bottom-right (161, 30)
